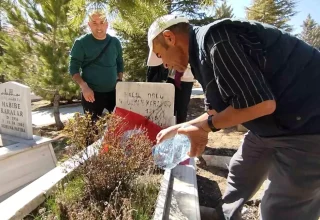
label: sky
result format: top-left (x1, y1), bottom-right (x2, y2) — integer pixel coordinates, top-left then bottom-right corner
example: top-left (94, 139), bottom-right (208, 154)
top-left (228, 0), bottom-right (320, 34)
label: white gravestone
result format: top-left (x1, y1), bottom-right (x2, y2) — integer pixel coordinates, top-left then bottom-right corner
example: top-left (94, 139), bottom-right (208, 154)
top-left (116, 82), bottom-right (175, 127)
top-left (0, 82), bottom-right (57, 203)
top-left (0, 82), bottom-right (33, 139)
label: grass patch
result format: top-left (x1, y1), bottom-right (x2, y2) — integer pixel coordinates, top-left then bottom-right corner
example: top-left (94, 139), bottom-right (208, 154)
top-left (25, 176), bottom-right (85, 219)
top-left (26, 175), bottom-right (161, 220)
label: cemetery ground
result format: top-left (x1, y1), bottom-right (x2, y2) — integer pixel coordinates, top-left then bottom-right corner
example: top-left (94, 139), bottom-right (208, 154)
top-left (25, 113), bottom-right (163, 220)
top-left (30, 92), bottom-right (260, 219)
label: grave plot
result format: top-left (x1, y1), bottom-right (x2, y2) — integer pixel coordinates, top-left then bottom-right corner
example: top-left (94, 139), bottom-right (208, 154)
top-left (0, 81), bottom-right (56, 202)
top-left (116, 82), bottom-right (175, 128)
top-left (23, 112), bottom-right (163, 220)
top-left (1, 82), bottom-right (201, 220)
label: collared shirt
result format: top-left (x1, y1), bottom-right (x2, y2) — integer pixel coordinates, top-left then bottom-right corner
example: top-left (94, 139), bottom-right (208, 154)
top-left (205, 25), bottom-right (274, 109)
top-left (189, 19), bottom-right (320, 136)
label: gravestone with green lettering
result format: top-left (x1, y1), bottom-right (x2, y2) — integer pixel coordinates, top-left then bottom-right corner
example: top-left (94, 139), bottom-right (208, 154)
top-left (0, 82), bottom-right (33, 139)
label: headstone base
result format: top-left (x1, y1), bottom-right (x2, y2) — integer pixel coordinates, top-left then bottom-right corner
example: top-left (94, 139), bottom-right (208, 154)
top-left (0, 134), bottom-right (57, 202)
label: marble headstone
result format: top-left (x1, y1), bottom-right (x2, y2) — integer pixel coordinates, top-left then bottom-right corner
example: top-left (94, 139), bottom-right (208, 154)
top-left (116, 82), bottom-right (175, 127)
top-left (0, 82), bottom-right (33, 139)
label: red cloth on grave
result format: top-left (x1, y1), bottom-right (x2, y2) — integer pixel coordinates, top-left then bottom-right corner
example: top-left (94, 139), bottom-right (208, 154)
top-left (114, 107), bottom-right (163, 142)
top-left (102, 107), bottom-right (190, 166)
top-left (101, 107), bottom-right (163, 153)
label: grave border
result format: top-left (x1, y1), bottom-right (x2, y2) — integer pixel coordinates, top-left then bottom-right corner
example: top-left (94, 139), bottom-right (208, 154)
top-left (0, 142), bottom-right (201, 220)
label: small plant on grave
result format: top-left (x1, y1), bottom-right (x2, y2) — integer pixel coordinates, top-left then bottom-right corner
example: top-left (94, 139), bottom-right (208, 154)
top-left (41, 112), bottom-right (161, 219)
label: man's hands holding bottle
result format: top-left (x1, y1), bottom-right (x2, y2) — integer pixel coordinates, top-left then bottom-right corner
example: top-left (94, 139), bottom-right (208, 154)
top-left (156, 122), bottom-right (210, 157)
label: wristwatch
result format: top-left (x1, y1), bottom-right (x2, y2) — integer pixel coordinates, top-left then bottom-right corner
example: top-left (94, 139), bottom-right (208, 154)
top-left (207, 115), bottom-right (220, 132)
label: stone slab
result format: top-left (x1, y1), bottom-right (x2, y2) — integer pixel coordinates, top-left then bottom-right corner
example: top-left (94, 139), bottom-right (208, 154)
top-left (0, 134), bottom-right (53, 160)
top-left (116, 82), bottom-right (175, 127)
top-left (153, 169), bottom-right (172, 220)
top-left (0, 140), bottom-right (101, 219)
top-left (202, 155), bottom-right (232, 170)
top-left (165, 158), bottom-right (201, 220)
top-left (0, 82), bottom-right (33, 139)
top-left (0, 133), bottom-right (56, 202)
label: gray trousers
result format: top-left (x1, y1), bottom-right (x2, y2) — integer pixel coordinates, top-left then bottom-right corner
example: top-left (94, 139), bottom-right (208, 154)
top-left (222, 131), bottom-right (320, 220)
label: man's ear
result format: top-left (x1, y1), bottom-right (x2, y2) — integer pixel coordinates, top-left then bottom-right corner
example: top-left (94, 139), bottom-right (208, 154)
top-left (162, 30), bottom-right (176, 46)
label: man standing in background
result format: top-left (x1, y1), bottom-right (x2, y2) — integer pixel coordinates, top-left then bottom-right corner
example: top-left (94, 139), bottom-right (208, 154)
top-left (69, 10), bottom-right (124, 121)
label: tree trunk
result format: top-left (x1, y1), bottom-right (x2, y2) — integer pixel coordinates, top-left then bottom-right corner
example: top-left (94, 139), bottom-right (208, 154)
top-left (0, 75), bottom-right (5, 83)
top-left (53, 91), bottom-right (64, 130)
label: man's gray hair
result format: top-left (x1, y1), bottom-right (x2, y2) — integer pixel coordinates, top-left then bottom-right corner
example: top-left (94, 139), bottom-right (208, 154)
top-left (88, 9), bottom-right (107, 22)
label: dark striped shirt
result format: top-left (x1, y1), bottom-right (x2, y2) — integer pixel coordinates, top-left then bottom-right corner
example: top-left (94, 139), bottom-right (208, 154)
top-left (205, 25), bottom-right (274, 109)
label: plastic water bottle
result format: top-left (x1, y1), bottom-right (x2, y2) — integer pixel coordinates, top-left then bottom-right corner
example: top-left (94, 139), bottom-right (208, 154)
top-left (152, 130), bottom-right (191, 169)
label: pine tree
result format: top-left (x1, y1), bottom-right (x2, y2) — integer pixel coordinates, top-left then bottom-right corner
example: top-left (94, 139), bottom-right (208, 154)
top-left (214, 0), bottom-right (234, 19)
top-left (0, 0), bottom-right (83, 129)
top-left (106, 0), bottom-right (215, 81)
top-left (0, 2), bottom-right (9, 62)
top-left (246, 0), bottom-right (297, 32)
top-left (109, 1), bottom-right (168, 81)
top-left (300, 14), bottom-right (320, 49)
top-left (165, 0), bottom-right (213, 19)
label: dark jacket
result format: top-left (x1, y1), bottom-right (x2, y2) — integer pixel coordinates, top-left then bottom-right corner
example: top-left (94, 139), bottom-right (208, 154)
top-left (146, 65), bottom-right (169, 82)
top-left (189, 19), bottom-right (320, 137)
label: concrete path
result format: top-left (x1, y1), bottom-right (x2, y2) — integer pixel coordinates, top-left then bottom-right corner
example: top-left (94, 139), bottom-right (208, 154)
top-left (32, 105), bottom-right (83, 127)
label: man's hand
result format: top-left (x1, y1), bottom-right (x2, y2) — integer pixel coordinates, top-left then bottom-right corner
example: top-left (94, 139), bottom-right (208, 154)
top-left (156, 125), bottom-right (181, 144)
top-left (72, 74), bottom-right (95, 103)
top-left (117, 72), bottom-right (123, 81)
top-left (177, 122), bottom-right (209, 157)
top-left (81, 83), bottom-right (95, 103)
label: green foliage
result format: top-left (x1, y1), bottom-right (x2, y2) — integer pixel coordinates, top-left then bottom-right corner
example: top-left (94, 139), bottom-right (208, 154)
top-left (131, 175), bottom-right (161, 220)
top-left (214, 0), bottom-right (234, 19)
top-left (166, 0), bottom-right (215, 19)
top-left (109, 0), bottom-right (216, 81)
top-left (0, 0), bottom-right (83, 100)
top-left (112, 1), bottom-right (167, 81)
top-left (26, 113), bottom-right (160, 220)
top-left (300, 14), bottom-right (320, 49)
top-left (246, 0), bottom-right (297, 32)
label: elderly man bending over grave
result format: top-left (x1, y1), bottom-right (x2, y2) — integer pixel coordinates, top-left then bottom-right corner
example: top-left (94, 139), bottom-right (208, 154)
top-left (147, 15), bottom-right (320, 220)
top-left (69, 10), bottom-right (124, 121)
